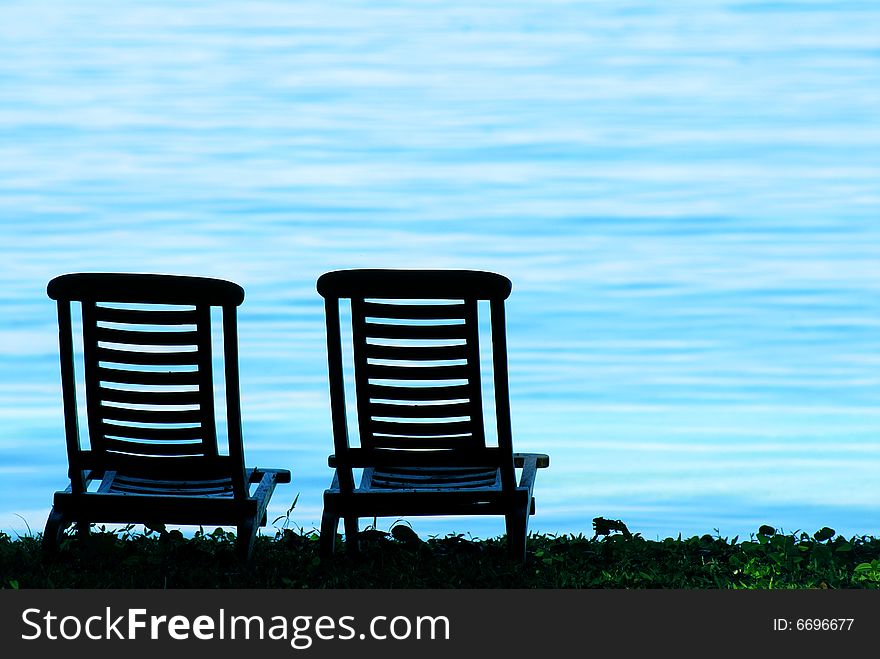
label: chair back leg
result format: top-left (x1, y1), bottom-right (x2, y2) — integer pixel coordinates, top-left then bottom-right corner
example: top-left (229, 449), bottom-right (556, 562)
top-left (319, 511), bottom-right (340, 556)
top-left (42, 507), bottom-right (71, 552)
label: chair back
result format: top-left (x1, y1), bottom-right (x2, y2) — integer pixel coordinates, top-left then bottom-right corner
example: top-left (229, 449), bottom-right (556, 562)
top-left (317, 269), bottom-right (517, 491)
top-left (48, 273), bottom-right (247, 497)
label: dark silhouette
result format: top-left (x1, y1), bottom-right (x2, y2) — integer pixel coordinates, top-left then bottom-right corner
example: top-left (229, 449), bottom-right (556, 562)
top-left (316, 269), bottom-right (549, 562)
top-left (43, 273), bottom-right (290, 562)
top-left (592, 517), bottom-right (632, 540)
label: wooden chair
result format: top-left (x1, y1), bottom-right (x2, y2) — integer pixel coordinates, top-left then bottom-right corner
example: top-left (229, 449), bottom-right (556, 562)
top-left (317, 269), bottom-right (549, 561)
top-left (44, 273), bottom-right (291, 562)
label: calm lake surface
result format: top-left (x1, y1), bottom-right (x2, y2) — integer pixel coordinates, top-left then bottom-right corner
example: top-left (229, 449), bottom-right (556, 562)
top-left (2, 1), bottom-right (879, 542)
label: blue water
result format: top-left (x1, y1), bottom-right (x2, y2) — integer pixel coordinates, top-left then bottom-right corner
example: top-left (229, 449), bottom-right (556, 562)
top-left (2, 1), bottom-right (879, 542)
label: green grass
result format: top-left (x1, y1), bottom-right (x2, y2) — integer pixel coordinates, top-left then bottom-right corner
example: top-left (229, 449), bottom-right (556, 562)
top-left (3, 518), bottom-right (880, 589)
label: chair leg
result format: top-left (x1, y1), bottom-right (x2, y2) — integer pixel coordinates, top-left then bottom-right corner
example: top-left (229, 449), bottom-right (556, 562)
top-left (42, 506), bottom-right (71, 552)
top-left (236, 517), bottom-right (259, 564)
top-left (505, 504), bottom-right (530, 563)
top-left (343, 516), bottom-right (360, 554)
top-left (319, 511), bottom-right (340, 557)
top-left (75, 519), bottom-right (90, 539)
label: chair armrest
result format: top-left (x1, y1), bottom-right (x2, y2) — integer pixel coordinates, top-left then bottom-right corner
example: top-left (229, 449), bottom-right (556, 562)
top-left (514, 453), bottom-right (548, 502)
top-left (513, 452), bottom-right (550, 469)
top-left (249, 467), bottom-right (291, 484)
top-left (248, 469), bottom-right (291, 526)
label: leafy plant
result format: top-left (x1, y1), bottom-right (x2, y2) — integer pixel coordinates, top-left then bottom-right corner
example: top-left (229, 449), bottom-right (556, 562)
top-left (2, 520), bottom-right (879, 589)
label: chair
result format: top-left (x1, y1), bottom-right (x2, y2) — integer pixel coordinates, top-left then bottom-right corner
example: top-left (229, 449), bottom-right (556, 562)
top-left (317, 269), bottom-right (549, 561)
top-left (43, 273), bottom-right (291, 562)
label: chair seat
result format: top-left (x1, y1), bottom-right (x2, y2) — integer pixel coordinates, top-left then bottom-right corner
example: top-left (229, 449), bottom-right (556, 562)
top-left (103, 473), bottom-right (237, 497)
top-left (50, 467), bottom-right (290, 529)
top-left (366, 466), bottom-right (500, 491)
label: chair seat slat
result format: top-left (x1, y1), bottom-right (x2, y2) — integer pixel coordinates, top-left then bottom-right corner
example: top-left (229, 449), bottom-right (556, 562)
top-left (107, 474), bottom-right (234, 496)
top-left (370, 467), bottom-right (498, 487)
top-left (112, 474), bottom-right (234, 487)
top-left (369, 473), bottom-right (498, 490)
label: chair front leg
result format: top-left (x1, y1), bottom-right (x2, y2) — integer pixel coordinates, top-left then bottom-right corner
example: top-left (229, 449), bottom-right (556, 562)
top-left (343, 516), bottom-right (360, 554)
top-left (505, 499), bottom-right (530, 563)
top-left (237, 516), bottom-right (259, 563)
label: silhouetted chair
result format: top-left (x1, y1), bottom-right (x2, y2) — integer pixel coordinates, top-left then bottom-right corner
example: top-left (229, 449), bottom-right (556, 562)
top-left (317, 269), bottom-right (549, 561)
top-left (44, 273), bottom-right (290, 562)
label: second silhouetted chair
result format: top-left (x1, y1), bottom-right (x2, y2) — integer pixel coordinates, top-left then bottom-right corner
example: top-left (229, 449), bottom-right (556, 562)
top-left (317, 268), bottom-right (549, 561)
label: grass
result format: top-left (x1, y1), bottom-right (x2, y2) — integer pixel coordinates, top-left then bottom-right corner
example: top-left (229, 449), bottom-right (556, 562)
top-left (3, 518), bottom-right (880, 589)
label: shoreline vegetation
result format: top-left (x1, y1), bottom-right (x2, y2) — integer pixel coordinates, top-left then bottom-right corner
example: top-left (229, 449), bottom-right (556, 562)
top-left (3, 518), bottom-right (880, 589)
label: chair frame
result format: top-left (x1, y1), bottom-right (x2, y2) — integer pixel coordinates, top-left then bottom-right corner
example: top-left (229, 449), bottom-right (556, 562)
top-left (317, 269), bottom-right (548, 561)
top-left (43, 273), bottom-right (290, 562)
